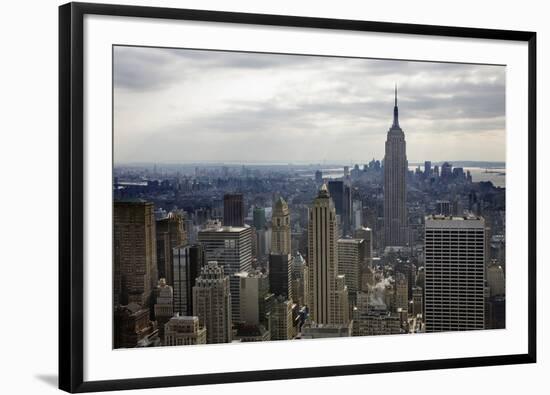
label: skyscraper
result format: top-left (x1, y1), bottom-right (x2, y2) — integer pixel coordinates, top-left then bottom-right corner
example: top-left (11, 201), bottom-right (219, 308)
top-left (239, 271), bottom-right (271, 326)
top-left (424, 215), bottom-right (486, 332)
top-left (383, 86), bottom-right (408, 247)
top-left (153, 278), bottom-right (173, 340)
top-left (328, 180), bottom-right (352, 236)
top-left (270, 296), bottom-right (294, 341)
top-left (308, 184), bottom-right (339, 324)
top-left (424, 160), bottom-right (432, 177)
top-left (198, 222), bottom-right (252, 322)
top-left (172, 244), bottom-right (204, 316)
top-left (253, 207), bottom-right (266, 230)
top-left (354, 227), bottom-right (373, 267)
top-left (192, 261), bottom-right (232, 344)
top-left (113, 199), bottom-right (157, 308)
top-left (156, 212), bottom-right (187, 285)
top-left (291, 252), bottom-right (309, 307)
top-left (268, 253), bottom-right (292, 300)
top-left (271, 197), bottom-right (291, 255)
top-left (223, 193), bottom-right (244, 227)
top-left (337, 238), bottom-right (367, 304)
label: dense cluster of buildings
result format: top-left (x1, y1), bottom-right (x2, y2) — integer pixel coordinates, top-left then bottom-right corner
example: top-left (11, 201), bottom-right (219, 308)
top-left (113, 88), bottom-right (506, 348)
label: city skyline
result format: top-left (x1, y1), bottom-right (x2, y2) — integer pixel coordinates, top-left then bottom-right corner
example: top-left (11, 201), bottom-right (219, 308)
top-left (112, 45), bottom-right (506, 349)
top-left (114, 46), bottom-right (505, 164)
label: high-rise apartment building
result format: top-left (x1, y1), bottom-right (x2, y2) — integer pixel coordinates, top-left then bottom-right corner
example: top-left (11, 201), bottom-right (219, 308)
top-left (198, 223), bottom-right (252, 323)
top-left (164, 315), bottom-right (207, 346)
top-left (308, 184), bottom-right (339, 324)
top-left (172, 244), bottom-right (204, 316)
top-left (424, 215), bottom-right (486, 332)
top-left (271, 197), bottom-right (291, 255)
top-left (113, 199), bottom-right (157, 308)
top-left (223, 193), bottom-right (245, 227)
top-left (156, 212), bottom-right (187, 285)
top-left (192, 261), bottom-right (232, 344)
top-left (383, 86), bottom-right (408, 247)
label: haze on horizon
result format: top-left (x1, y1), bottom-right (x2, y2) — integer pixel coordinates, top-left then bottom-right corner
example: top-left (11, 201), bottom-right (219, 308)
top-left (114, 46), bottom-right (506, 164)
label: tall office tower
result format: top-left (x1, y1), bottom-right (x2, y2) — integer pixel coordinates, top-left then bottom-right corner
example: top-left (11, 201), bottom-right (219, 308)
top-left (268, 253), bottom-right (292, 300)
top-left (198, 223), bottom-right (252, 323)
top-left (239, 271), bottom-right (271, 325)
top-left (328, 180), bottom-right (352, 236)
top-left (164, 315), bottom-right (207, 346)
top-left (114, 303), bottom-right (157, 348)
top-left (253, 207), bottom-right (266, 230)
top-left (192, 261), bottom-right (232, 344)
top-left (250, 226), bottom-right (258, 259)
top-left (487, 261), bottom-right (505, 297)
top-left (113, 200), bottom-right (157, 308)
top-left (424, 215), bottom-right (486, 332)
top-left (350, 200), bottom-right (363, 235)
top-left (153, 278), bottom-right (174, 341)
top-left (334, 275), bottom-right (350, 325)
top-left (436, 200), bottom-right (451, 216)
top-left (308, 184), bottom-right (339, 324)
top-left (270, 296), bottom-right (294, 340)
top-left (232, 271), bottom-right (249, 323)
top-left (291, 252), bottom-right (309, 307)
top-left (424, 161), bottom-right (432, 177)
top-left (315, 170), bottom-right (323, 183)
top-left (172, 244), bottom-right (204, 316)
top-left (412, 286), bottom-right (423, 316)
top-left (394, 273), bottom-right (408, 312)
top-left (383, 86), bottom-right (408, 247)
top-left (354, 227), bottom-right (373, 266)
top-left (351, 200), bottom-right (363, 231)
top-left (395, 261), bottom-right (417, 300)
top-left (440, 162), bottom-right (453, 180)
top-left (255, 227), bottom-right (270, 258)
top-left (223, 193), bottom-right (245, 227)
top-left (156, 212), bottom-right (187, 285)
top-left (337, 238), bottom-right (367, 304)
top-left (271, 197), bottom-right (291, 255)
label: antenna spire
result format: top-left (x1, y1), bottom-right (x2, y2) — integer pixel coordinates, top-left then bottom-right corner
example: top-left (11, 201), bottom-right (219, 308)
top-left (392, 84), bottom-right (400, 128)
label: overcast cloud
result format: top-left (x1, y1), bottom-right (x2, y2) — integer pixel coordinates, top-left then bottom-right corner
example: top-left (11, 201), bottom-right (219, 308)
top-left (114, 46), bottom-right (505, 164)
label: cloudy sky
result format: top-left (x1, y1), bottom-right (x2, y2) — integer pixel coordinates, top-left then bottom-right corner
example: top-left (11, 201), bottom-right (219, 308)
top-left (113, 45), bottom-right (505, 164)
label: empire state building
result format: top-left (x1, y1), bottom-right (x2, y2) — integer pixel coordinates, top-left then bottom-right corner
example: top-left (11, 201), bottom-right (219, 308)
top-left (384, 86), bottom-right (408, 246)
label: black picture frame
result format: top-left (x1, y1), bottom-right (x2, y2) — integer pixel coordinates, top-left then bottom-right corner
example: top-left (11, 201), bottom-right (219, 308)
top-left (59, 2), bottom-right (537, 393)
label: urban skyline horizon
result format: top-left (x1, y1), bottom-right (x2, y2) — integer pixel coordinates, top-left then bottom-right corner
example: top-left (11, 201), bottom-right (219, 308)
top-left (114, 46), bottom-right (505, 164)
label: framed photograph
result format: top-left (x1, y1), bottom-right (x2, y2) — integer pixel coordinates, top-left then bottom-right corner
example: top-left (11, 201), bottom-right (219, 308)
top-left (59, 2), bottom-right (537, 393)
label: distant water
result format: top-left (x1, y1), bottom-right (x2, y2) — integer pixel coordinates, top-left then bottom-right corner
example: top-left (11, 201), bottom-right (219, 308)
top-left (409, 166), bottom-right (506, 188)
top-left (302, 166), bottom-right (506, 188)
